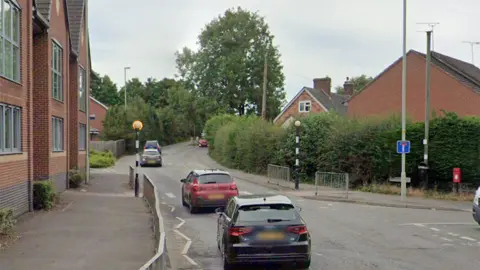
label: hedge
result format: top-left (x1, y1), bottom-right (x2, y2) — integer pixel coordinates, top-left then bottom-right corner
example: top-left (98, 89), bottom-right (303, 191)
top-left (90, 150), bottom-right (116, 168)
top-left (206, 111), bottom-right (480, 189)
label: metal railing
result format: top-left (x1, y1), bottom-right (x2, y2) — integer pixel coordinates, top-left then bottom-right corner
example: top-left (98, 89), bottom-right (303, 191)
top-left (314, 172), bottom-right (350, 199)
top-left (128, 166), bottom-right (134, 189)
top-left (267, 164), bottom-right (291, 188)
top-left (139, 174), bottom-right (167, 270)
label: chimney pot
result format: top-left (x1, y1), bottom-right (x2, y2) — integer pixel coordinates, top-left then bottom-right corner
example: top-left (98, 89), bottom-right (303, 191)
top-left (343, 77), bottom-right (354, 96)
top-left (313, 76), bottom-right (331, 96)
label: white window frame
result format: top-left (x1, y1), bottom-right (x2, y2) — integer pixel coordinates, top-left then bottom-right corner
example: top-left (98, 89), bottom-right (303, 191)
top-left (79, 123), bottom-right (86, 150)
top-left (52, 41), bottom-right (63, 101)
top-left (298, 100), bottom-right (312, 113)
top-left (0, 102), bottom-right (21, 154)
top-left (52, 116), bottom-right (64, 152)
top-left (0, 0), bottom-right (21, 82)
top-left (79, 66), bottom-right (86, 111)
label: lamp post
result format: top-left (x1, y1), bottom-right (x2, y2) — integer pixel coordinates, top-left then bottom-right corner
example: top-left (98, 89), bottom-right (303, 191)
top-left (124, 67), bottom-right (131, 109)
top-left (132, 120), bottom-right (143, 197)
top-left (294, 120), bottom-right (301, 190)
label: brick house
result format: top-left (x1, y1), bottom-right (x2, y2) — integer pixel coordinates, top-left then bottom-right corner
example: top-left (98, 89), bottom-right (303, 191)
top-left (346, 50), bottom-right (480, 120)
top-left (273, 77), bottom-right (351, 127)
top-left (89, 95), bottom-right (108, 141)
top-left (0, 0), bottom-right (90, 216)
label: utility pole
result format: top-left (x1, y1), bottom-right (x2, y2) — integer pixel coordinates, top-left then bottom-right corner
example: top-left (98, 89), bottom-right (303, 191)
top-left (417, 22), bottom-right (439, 50)
top-left (124, 66), bottom-right (131, 109)
top-left (423, 31), bottom-right (432, 190)
top-left (400, 0), bottom-right (408, 201)
top-left (463, 41), bottom-right (480, 65)
top-left (261, 46), bottom-right (268, 120)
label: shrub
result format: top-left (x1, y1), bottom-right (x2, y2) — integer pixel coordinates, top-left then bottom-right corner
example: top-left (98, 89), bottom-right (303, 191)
top-left (33, 180), bottom-right (55, 210)
top-left (204, 114), bottom-right (238, 153)
top-left (0, 208), bottom-right (16, 235)
top-left (89, 150), bottom-right (116, 168)
top-left (68, 168), bottom-right (84, 188)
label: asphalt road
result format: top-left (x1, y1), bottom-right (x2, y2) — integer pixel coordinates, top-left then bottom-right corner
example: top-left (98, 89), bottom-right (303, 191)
top-left (110, 143), bottom-right (480, 270)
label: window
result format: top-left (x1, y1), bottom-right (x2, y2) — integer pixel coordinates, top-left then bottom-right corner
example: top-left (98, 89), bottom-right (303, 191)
top-left (79, 123), bottom-right (86, 150)
top-left (0, 103), bottom-right (21, 153)
top-left (298, 101), bottom-right (311, 112)
top-left (52, 41), bottom-right (63, 101)
top-left (0, 0), bottom-right (21, 82)
top-left (236, 204), bottom-right (298, 222)
top-left (79, 66), bottom-right (86, 111)
top-left (197, 174), bottom-right (232, 184)
top-left (52, 116), bottom-right (64, 151)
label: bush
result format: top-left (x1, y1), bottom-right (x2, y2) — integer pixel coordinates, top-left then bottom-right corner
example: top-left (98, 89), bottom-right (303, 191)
top-left (89, 150), bottom-right (116, 168)
top-left (69, 168), bottom-right (84, 188)
top-left (33, 180), bottom-right (55, 210)
top-left (0, 208), bottom-right (16, 235)
top-left (203, 114), bottom-right (238, 153)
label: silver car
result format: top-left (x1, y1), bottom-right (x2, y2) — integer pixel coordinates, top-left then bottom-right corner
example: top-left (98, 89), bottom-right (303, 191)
top-left (140, 149), bottom-right (162, 167)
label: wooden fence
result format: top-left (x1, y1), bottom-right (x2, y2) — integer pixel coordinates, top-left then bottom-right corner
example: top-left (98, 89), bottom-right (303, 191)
top-left (90, 139), bottom-right (125, 158)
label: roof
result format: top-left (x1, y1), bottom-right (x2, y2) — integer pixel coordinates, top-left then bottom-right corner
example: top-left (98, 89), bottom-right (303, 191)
top-left (234, 194), bottom-right (293, 206)
top-left (192, 169), bottom-right (229, 175)
top-left (89, 96), bottom-right (108, 110)
top-left (66, 0), bottom-right (86, 56)
top-left (35, 0), bottom-right (52, 20)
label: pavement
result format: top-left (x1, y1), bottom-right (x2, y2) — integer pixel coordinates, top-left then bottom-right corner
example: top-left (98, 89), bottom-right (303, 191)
top-left (113, 142), bottom-right (480, 270)
top-left (0, 172), bottom-right (154, 270)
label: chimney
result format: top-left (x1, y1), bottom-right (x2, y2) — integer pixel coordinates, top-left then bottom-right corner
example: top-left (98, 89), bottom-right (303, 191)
top-left (313, 77), bottom-right (331, 96)
top-left (343, 77), bottom-right (354, 96)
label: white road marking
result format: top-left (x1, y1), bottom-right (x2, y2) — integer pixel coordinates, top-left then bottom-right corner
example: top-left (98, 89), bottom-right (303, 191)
top-left (429, 227), bottom-right (440, 232)
top-left (411, 223), bottom-right (426, 227)
top-left (440, 237), bottom-right (453, 242)
top-left (267, 191), bottom-right (276, 194)
top-left (175, 217), bottom-right (186, 229)
top-left (169, 205), bottom-right (175, 212)
top-left (460, 236), bottom-right (477, 242)
top-left (182, 239), bottom-right (192, 254)
top-left (183, 254), bottom-right (198, 266)
top-left (174, 229), bottom-right (191, 241)
top-left (400, 222), bottom-right (474, 226)
top-left (239, 191), bottom-right (252, 195)
top-left (448, 232), bottom-right (459, 237)
top-left (165, 192), bottom-right (176, 198)
top-left (314, 253), bottom-right (324, 257)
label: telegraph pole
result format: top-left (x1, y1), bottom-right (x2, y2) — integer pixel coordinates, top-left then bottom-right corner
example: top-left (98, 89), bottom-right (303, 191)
top-left (423, 31), bottom-right (432, 189)
top-left (463, 41), bottom-right (480, 65)
top-left (400, 0), bottom-right (407, 201)
top-left (261, 47), bottom-right (268, 120)
top-left (417, 22), bottom-right (439, 50)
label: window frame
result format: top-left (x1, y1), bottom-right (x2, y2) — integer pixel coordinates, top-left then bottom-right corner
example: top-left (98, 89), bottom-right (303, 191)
top-left (52, 116), bottom-right (64, 152)
top-left (0, 102), bottom-right (21, 154)
top-left (79, 123), bottom-right (86, 150)
top-left (78, 65), bottom-right (86, 111)
top-left (0, 0), bottom-right (21, 82)
top-left (298, 100), bottom-right (312, 113)
top-left (51, 40), bottom-right (63, 102)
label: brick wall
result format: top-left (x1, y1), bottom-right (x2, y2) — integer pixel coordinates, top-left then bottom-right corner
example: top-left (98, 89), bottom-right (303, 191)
top-left (89, 98), bottom-right (107, 140)
top-left (275, 90), bottom-right (326, 126)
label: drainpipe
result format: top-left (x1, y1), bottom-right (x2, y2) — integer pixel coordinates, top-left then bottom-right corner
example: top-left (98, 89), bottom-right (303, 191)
top-left (85, 0), bottom-right (90, 184)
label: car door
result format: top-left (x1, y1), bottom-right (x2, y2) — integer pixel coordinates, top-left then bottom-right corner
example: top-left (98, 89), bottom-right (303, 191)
top-left (219, 199), bottom-right (236, 254)
top-left (183, 172), bottom-right (193, 202)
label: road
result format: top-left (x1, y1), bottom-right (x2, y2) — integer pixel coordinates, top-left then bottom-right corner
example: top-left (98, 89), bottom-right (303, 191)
top-left (111, 143), bottom-right (480, 270)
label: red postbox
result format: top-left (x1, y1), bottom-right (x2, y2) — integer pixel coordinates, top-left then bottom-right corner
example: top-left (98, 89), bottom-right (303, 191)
top-left (453, 168), bottom-right (461, 183)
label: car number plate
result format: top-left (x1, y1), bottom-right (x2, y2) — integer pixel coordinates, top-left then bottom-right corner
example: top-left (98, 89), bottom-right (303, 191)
top-left (148, 160), bottom-right (156, 164)
top-left (257, 232), bottom-right (284, 240)
top-left (208, 194), bottom-right (225, 200)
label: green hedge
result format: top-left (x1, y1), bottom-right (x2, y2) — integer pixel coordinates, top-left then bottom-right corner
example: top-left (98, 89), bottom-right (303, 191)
top-left (206, 111), bottom-right (480, 189)
top-left (90, 150), bottom-right (116, 168)
top-left (33, 180), bottom-right (55, 210)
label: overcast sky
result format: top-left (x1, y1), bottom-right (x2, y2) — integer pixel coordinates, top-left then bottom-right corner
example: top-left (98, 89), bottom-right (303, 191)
top-left (89, 0), bottom-right (480, 101)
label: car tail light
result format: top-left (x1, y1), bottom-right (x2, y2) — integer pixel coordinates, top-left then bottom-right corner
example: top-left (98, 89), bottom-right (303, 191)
top-left (229, 227), bottom-right (253, 236)
top-left (230, 181), bottom-right (237, 190)
top-left (192, 178), bottom-right (199, 192)
top-left (287, 225), bottom-right (308, 235)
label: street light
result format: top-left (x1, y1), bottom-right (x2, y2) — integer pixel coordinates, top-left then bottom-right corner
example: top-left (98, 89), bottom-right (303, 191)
top-left (124, 67), bottom-right (131, 109)
top-left (294, 120), bottom-right (301, 190)
top-left (400, 0), bottom-right (408, 201)
top-left (132, 120), bottom-right (143, 197)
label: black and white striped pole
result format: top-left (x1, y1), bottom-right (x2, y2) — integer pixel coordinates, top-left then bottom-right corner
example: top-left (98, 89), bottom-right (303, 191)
top-left (294, 120), bottom-right (301, 190)
top-left (132, 120), bottom-right (144, 197)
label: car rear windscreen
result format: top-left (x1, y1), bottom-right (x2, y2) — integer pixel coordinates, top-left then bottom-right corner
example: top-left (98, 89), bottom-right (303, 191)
top-left (145, 141), bottom-right (157, 146)
top-left (197, 174), bottom-right (232, 184)
top-left (143, 151), bottom-right (159, 156)
top-left (237, 204), bottom-right (297, 222)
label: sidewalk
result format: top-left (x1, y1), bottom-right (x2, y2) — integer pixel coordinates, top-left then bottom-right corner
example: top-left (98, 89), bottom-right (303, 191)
top-left (199, 153), bottom-right (472, 212)
top-left (0, 173), bottom-right (154, 270)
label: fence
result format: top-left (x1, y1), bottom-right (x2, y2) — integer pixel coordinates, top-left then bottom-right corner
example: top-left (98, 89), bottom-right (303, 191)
top-left (139, 174), bottom-right (167, 270)
top-left (314, 172), bottom-right (350, 199)
top-left (129, 166), bottom-right (134, 189)
top-left (90, 139), bottom-right (126, 158)
top-left (267, 164), bottom-right (292, 189)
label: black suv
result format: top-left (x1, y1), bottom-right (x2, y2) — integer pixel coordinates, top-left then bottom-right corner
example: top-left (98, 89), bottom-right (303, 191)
top-left (216, 194), bottom-right (311, 269)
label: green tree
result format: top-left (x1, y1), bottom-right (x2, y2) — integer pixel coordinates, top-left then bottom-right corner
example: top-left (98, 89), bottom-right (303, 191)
top-left (90, 72), bottom-right (121, 106)
top-left (335, 74), bottom-right (373, 94)
top-left (175, 7), bottom-right (286, 119)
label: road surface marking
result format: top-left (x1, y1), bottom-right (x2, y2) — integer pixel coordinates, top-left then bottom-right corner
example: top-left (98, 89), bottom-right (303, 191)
top-left (429, 227), bottom-right (440, 232)
top-left (161, 202), bottom-right (166, 204)
top-left (60, 202), bottom-right (73, 212)
top-left (240, 191), bottom-right (252, 195)
top-left (169, 205), bottom-right (175, 212)
top-left (174, 229), bottom-right (191, 241)
top-left (447, 232), bottom-right (459, 237)
top-left (297, 199), bottom-right (305, 202)
top-left (182, 239), bottom-right (192, 254)
top-left (165, 192), bottom-right (176, 198)
top-left (267, 191), bottom-right (276, 194)
top-left (401, 222), bottom-right (474, 226)
top-left (460, 236), bottom-right (476, 242)
top-left (440, 237), bottom-right (453, 242)
top-left (175, 217), bottom-right (186, 229)
top-left (183, 254), bottom-right (198, 266)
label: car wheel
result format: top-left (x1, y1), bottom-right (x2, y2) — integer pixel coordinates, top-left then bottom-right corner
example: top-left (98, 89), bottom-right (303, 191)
top-left (159, 162), bottom-right (163, 167)
top-left (181, 191), bottom-right (187, 207)
top-left (222, 247), bottom-right (234, 270)
top-left (189, 202), bottom-right (197, 214)
top-left (296, 260), bottom-right (311, 269)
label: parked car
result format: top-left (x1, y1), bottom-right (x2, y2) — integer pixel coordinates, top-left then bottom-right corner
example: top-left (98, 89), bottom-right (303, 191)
top-left (144, 140), bottom-right (161, 154)
top-left (180, 169), bottom-right (239, 213)
top-left (140, 149), bottom-right (162, 167)
top-left (473, 186), bottom-right (480, 225)
top-left (216, 194), bottom-right (311, 269)
top-left (199, 138), bottom-right (208, 147)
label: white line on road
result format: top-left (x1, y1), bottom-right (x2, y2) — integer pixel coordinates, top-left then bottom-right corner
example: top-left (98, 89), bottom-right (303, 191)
top-left (400, 222), bottom-right (474, 226)
top-left (183, 254), bottom-right (198, 266)
top-left (440, 237), bottom-right (453, 242)
top-left (165, 192), bottom-right (176, 198)
top-left (169, 205), bottom-right (175, 212)
top-left (182, 239), bottom-right (192, 254)
top-left (429, 227), bottom-right (440, 232)
top-left (448, 232), bottom-right (459, 237)
top-left (175, 217), bottom-right (186, 229)
top-left (240, 191), bottom-right (252, 195)
top-left (460, 236), bottom-right (477, 242)
top-left (174, 229), bottom-right (191, 241)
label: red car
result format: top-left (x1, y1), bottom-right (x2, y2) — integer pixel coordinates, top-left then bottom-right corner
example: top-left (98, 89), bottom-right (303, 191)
top-left (181, 169), bottom-right (239, 213)
top-left (199, 139), bottom-right (208, 147)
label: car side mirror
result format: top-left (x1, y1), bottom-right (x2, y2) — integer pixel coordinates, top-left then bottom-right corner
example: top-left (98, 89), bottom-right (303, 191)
top-left (180, 179), bottom-right (186, 183)
top-left (295, 206), bottom-right (302, 212)
top-left (215, 207), bottom-right (224, 214)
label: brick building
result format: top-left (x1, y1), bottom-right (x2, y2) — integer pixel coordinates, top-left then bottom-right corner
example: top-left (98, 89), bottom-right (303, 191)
top-left (346, 50), bottom-right (480, 121)
top-left (0, 0), bottom-right (90, 216)
top-left (273, 77), bottom-right (350, 127)
top-left (89, 95), bottom-right (108, 141)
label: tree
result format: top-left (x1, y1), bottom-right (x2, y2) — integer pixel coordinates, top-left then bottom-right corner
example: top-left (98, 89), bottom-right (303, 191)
top-left (90, 72), bottom-right (121, 106)
top-left (175, 7), bottom-right (286, 119)
top-left (335, 75), bottom-right (373, 95)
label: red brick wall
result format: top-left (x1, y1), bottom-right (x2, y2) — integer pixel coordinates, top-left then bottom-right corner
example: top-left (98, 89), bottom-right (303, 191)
top-left (77, 8), bottom-right (87, 167)
top-left (275, 90), bottom-right (326, 126)
top-left (89, 98), bottom-right (107, 140)
top-left (69, 59), bottom-right (79, 169)
top-left (347, 52), bottom-right (480, 121)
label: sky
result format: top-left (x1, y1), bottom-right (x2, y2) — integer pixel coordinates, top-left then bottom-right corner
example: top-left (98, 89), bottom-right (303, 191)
top-left (89, 0), bottom-right (480, 101)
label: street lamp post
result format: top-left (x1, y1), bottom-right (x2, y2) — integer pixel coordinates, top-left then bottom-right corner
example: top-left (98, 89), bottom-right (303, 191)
top-left (400, 0), bottom-right (408, 201)
top-left (132, 120), bottom-right (143, 197)
top-left (294, 120), bottom-right (301, 190)
top-left (124, 67), bottom-right (131, 109)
